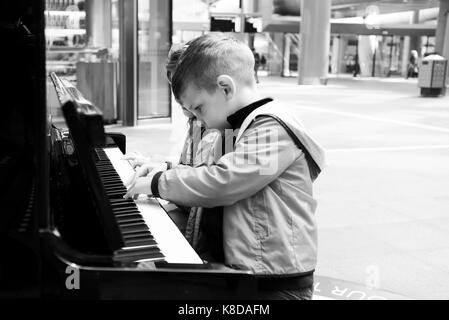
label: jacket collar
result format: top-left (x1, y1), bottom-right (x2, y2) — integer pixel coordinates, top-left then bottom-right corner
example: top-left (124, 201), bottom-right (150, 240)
top-left (227, 97), bottom-right (273, 130)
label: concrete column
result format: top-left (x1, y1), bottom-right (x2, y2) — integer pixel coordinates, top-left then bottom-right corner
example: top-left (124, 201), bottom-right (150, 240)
top-left (86, 0), bottom-right (112, 48)
top-left (119, 0), bottom-right (137, 126)
top-left (358, 35), bottom-right (376, 76)
top-left (331, 35), bottom-right (340, 75)
top-left (435, 0), bottom-right (449, 55)
top-left (331, 35), bottom-right (348, 75)
top-left (298, 0), bottom-right (331, 85)
top-left (401, 36), bottom-right (411, 77)
top-left (436, 0), bottom-right (449, 82)
top-left (268, 32), bottom-right (283, 76)
top-left (283, 34), bottom-right (291, 77)
top-left (409, 10), bottom-right (421, 55)
top-left (339, 35), bottom-right (349, 74)
top-left (331, 11), bottom-right (346, 75)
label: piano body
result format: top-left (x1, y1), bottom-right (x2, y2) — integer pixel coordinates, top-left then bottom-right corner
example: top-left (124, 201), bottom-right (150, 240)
top-left (40, 73), bottom-right (258, 299)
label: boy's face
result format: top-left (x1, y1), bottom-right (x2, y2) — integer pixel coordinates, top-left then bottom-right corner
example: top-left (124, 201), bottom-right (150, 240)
top-left (179, 83), bottom-right (232, 130)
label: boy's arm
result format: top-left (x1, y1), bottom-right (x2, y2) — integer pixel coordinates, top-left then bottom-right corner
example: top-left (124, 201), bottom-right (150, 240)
top-left (153, 117), bottom-right (302, 208)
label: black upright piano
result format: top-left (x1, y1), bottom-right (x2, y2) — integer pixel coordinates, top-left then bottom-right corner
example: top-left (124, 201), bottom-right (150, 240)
top-left (0, 1), bottom-right (257, 299)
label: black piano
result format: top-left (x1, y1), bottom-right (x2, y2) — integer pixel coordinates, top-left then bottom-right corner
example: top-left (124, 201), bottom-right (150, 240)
top-left (0, 2), bottom-right (257, 299)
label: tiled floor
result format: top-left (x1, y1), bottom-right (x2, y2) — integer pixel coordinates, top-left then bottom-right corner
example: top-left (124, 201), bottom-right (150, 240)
top-left (106, 75), bottom-right (449, 299)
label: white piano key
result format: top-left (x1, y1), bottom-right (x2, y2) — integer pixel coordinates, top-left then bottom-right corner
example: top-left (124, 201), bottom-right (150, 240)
top-left (103, 147), bottom-right (203, 264)
top-left (103, 148), bottom-right (135, 185)
top-left (135, 196), bottom-right (203, 264)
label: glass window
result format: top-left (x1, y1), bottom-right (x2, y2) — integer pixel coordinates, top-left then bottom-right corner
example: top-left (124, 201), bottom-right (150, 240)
top-left (137, 0), bottom-right (171, 119)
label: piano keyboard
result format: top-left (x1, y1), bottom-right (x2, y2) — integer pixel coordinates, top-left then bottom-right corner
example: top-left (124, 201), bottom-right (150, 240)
top-left (97, 147), bottom-right (203, 265)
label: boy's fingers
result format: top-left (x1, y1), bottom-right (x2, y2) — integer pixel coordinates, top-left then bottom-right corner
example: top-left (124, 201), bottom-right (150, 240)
top-left (124, 184), bottom-right (136, 199)
top-left (124, 172), bottom-right (137, 188)
top-left (136, 166), bottom-right (152, 178)
top-left (122, 151), bottom-right (144, 160)
top-left (122, 154), bottom-right (136, 161)
top-left (131, 161), bottom-right (144, 169)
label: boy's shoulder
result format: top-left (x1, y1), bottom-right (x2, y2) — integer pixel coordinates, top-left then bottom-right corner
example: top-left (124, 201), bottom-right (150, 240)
top-left (237, 101), bottom-right (303, 139)
top-left (236, 100), bottom-right (327, 173)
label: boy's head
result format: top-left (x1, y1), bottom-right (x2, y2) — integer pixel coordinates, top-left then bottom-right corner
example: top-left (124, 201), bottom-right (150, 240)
top-left (170, 33), bottom-right (257, 129)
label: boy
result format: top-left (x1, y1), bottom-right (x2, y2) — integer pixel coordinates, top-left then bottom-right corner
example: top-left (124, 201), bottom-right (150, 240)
top-left (125, 43), bottom-right (227, 262)
top-left (125, 33), bottom-right (326, 300)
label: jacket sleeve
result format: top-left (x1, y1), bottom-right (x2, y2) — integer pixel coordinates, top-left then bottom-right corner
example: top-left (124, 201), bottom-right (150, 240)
top-left (154, 116), bottom-right (303, 208)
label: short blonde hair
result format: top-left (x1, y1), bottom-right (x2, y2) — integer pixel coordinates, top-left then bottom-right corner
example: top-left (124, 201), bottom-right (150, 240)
top-left (170, 33), bottom-right (255, 100)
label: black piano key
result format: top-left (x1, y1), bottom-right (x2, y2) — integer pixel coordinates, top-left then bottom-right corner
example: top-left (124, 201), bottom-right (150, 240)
top-left (107, 192), bottom-right (127, 197)
top-left (100, 175), bottom-right (122, 179)
top-left (115, 213), bottom-right (141, 219)
top-left (113, 208), bottom-right (140, 215)
top-left (106, 190), bottom-right (127, 196)
top-left (107, 189), bottom-right (126, 194)
top-left (112, 203), bottom-right (138, 209)
top-left (124, 238), bottom-right (157, 247)
top-left (104, 185), bottom-right (126, 190)
top-left (96, 166), bottom-right (117, 171)
top-left (110, 198), bottom-right (135, 203)
top-left (98, 171), bottom-right (119, 175)
top-left (123, 231), bottom-right (154, 240)
top-left (98, 172), bottom-right (120, 177)
top-left (104, 184), bottom-right (126, 190)
top-left (114, 211), bottom-right (141, 217)
top-left (105, 187), bottom-right (127, 192)
top-left (102, 179), bottom-right (124, 186)
top-left (99, 173), bottom-right (121, 179)
top-left (118, 220), bottom-right (146, 228)
top-left (111, 201), bottom-right (136, 207)
top-left (120, 224), bottom-right (149, 234)
top-left (116, 214), bottom-right (143, 222)
top-left (102, 181), bottom-right (124, 186)
top-left (107, 188), bottom-right (127, 193)
top-left (112, 207), bottom-right (139, 214)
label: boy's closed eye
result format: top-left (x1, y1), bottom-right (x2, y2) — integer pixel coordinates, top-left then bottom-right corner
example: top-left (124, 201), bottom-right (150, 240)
top-left (194, 105), bottom-right (203, 113)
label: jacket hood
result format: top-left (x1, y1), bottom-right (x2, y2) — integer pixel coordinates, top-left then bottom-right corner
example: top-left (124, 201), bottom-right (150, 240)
top-left (235, 100), bottom-right (327, 172)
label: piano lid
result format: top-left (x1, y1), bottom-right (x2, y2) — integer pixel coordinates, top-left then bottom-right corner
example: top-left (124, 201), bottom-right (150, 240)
top-left (49, 72), bottom-right (105, 148)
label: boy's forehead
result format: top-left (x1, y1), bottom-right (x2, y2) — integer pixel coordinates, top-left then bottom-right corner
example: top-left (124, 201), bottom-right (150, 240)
top-left (179, 84), bottom-right (201, 107)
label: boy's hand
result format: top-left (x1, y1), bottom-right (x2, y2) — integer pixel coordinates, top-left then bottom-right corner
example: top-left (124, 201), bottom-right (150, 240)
top-left (123, 162), bottom-right (169, 187)
top-left (124, 175), bottom-right (153, 199)
top-left (122, 151), bottom-right (153, 169)
top-left (123, 162), bottom-right (168, 199)
top-left (137, 162), bottom-right (169, 177)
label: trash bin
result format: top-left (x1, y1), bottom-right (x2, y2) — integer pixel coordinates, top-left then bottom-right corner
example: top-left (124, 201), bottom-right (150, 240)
top-left (418, 54), bottom-right (448, 97)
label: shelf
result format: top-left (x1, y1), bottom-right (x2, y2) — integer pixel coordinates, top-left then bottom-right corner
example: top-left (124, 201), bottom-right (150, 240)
top-left (45, 10), bottom-right (85, 17)
top-left (45, 28), bottom-right (86, 37)
top-left (46, 47), bottom-right (88, 52)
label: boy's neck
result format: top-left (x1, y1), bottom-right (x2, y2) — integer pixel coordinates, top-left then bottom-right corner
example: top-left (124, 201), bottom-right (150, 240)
top-left (228, 86), bottom-right (263, 116)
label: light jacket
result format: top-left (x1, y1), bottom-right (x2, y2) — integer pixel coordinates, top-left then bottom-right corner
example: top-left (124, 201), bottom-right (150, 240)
top-left (153, 99), bottom-right (326, 275)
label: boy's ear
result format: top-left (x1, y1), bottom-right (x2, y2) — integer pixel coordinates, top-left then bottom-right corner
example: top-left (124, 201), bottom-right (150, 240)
top-left (216, 75), bottom-right (235, 99)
